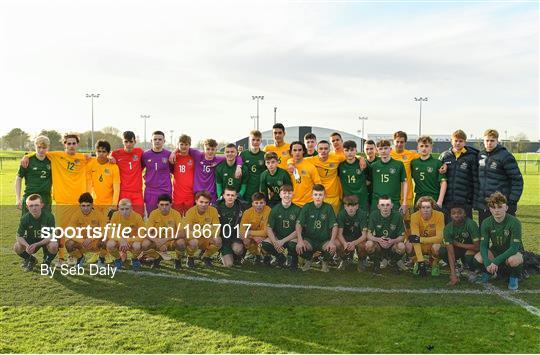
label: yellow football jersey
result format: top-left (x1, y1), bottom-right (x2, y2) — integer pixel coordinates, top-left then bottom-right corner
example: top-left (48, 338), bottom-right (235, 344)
top-left (147, 208), bottom-right (183, 236)
top-left (183, 205), bottom-right (220, 240)
top-left (47, 151), bottom-right (89, 204)
top-left (68, 208), bottom-right (108, 239)
top-left (110, 210), bottom-right (145, 238)
top-left (87, 158), bottom-right (121, 206)
top-left (390, 149), bottom-right (420, 205)
top-left (240, 205), bottom-right (271, 238)
top-left (304, 152), bottom-right (345, 199)
top-left (410, 210), bottom-right (444, 244)
top-left (263, 142), bottom-right (291, 170)
top-left (289, 159), bottom-right (321, 207)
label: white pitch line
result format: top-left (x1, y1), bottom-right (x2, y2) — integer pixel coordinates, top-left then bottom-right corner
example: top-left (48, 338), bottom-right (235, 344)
top-left (120, 269), bottom-right (518, 294)
top-left (483, 284), bottom-right (540, 317)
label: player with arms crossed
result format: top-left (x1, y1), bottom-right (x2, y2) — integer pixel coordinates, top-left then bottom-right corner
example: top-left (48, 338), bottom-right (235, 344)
top-left (16, 136), bottom-right (52, 215)
top-left (259, 152), bottom-right (292, 207)
top-left (144, 194), bottom-right (184, 269)
top-left (473, 192), bottom-right (524, 290)
top-left (183, 191), bottom-right (222, 267)
top-left (65, 193), bottom-right (108, 267)
top-left (14, 194), bottom-right (59, 271)
top-left (216, 187), bottom-right (245, 267)
top-left (172, 134), bottom-right (195, 216)
top-left (406, 196), bottom-right (445, 277)
top-left (107, 198), bottom-right (146, 270)
top-left (295, 184), bottom-right (338, 272)
top-left (262, 185), bottom-right (301, 270)
top-left (240, 130), bottom-right (267, 205)
top-left (335, 195), bottom-right (369, 271)
top-left (110, 131), bottom-right (144, 215)
top-left (411, 136), bottom-right (447, 207)
top-left (438, 203), bottom-right (480, 286)
top-left (365, 196), bottom-right (406, 274)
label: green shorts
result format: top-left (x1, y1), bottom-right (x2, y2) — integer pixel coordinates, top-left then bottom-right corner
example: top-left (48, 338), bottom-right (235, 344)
top-left (304, 237), bottom-right (328, 252)
top-left (220, 238), bottom-right (243, 256)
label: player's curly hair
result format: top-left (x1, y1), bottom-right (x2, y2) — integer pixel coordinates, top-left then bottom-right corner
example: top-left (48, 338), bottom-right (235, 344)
top-left (486, 191), bottom-right (507, 207)
top-left (415, 196), bottom-right (437, 210)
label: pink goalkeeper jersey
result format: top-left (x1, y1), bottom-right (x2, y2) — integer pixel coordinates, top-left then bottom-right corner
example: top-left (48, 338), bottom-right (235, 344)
top-left (189, 148), bottom-right (242, 202)
top-left (142, 149), bottom-right (173, 193)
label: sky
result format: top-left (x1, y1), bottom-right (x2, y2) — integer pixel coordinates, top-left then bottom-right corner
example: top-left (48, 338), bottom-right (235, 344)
top-left (1, 0), bottom-right (538, 145)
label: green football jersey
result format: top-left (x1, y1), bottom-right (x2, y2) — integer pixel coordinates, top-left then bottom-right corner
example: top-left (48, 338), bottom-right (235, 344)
top-left (339, 159), bottom-right (369, 208)
top-left (370, 158), bottom-right (406, 209)
top-left (305, 151), bottom-right (318, 157)
top-left (17, 155), bottom-right (52, 196)
top-left (481, 215), bottom-right (522, 255)
top-left (443, 218), bottom-right (480, 245)
top-left (259, 167), bottom-right (292, 204)
top-left (297, 202), bottom-right (337, 242)
top-left (17, 210), bottom-right (56, 243)
top-left (268, 203), bottom-right (302, 239)
top-left (411, 156), bottom-right (446, 203)
top-left (240, 150), bottom-right (266, 203)
top-left (368, 210), bottom-right (404, 239)
top-left (337, 208), bottom-right (368, 241)
top-left (215, 161), bottom-right (248, 196)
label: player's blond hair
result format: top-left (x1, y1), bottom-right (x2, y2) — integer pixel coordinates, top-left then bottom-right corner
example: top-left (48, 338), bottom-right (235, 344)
top-left (118, 198), bottom-right (132, 207)
top-left (452, 130), bottom-right (467, 140)
top-left (264, 152), bottom-right (278, 161)
top-left (415, 196), bottom-right (437, 210)
top-left (483, 129), bottom-right (499, 139)
top-left (34, 135), bottom-right (50, 147)
top-left (486, 191), bottom-right (507, 207)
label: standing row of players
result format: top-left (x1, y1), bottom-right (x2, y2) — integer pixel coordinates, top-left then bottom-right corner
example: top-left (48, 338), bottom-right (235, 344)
top-left (15, 125), bottom-right (525, 289)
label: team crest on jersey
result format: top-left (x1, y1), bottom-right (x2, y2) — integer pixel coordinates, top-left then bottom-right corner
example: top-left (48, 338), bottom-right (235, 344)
top-left (356, 169), bottom-right (361, 174)
top-left (390, 224), bottom-right (396, 230)
top-left (329, 163), bottom-right (335, 168)
top-left (258, 160), bottom-right (264, 166)
top-left (389, 168), bottom-right (396, 174)
top-left (402, 155), bottom-right (408, 160)
top-left (47, 164), bottom-right (51, 170)
top-left (290, 214), bottom-right (296, 220)
top-left (427, 167), bottom-right (434, 173)
top-left (429, 223), bottom-right (435, 228)
top-left (461, 232), bottom-right (469, 239)
top-left (301, 170), bottom-right (307, 175)
top-left (168, 221), bottom-right (175, 227)
top-left (188, 159), bottom-right (193, 165)
top-left (74, 159), bottom-right (80, 165)
top-left (133, 155), bottom-right (139, 161)
top-left (490, 161), bottom-right (498, 169)
top-left (320, 214), bottom-right (327, 220)
top-left (354, 222), bottom-right (359, 227)
top-left (504, 230), bottom-right (510, 237)
top-left (162, 157), bottom-right (168, 164)
top-left (205, 217), bottom-right (212, 223)
top-left (277, 180), bottom-right (283, 186)
top-left (104, 168), bottom-right (110, 175)
top-left (91, 219), bottom-right (98, 225)
top-left (283, 151), bottom-right (289, 156)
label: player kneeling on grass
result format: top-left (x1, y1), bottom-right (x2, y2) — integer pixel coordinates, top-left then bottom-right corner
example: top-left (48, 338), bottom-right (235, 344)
top-left (107, 198), bottom-right (145, 270)
top-left (241, 192), bottom-right (271, 264)
top-left (217, 187), bottom-right (245, 267)
top-left (335, 195), bottom-right (368, 271)
top-left (473, 192), bottom-right (524, 290)
top-left (438, 203), bottom-right (480, 286)
top-left (262, 185), bottom-right (301, 270)
top-left (183, 191), bottom-right (221, 268)
top-left (66, 193), bottom-right (108, 267)
top-left (365, 196), bottom-right (406, 274)
top-left (144, 194), bottom-right (184, 270)
top-left (14, 194), bottom-right (59, 271)
top-left (295, 184), bottom-right (338, 272)
top-left (406, 196), bottom-right (444, 277)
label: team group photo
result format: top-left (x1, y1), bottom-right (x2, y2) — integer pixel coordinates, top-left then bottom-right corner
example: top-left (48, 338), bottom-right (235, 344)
top-left (1, 0), bottom-right (538, 354)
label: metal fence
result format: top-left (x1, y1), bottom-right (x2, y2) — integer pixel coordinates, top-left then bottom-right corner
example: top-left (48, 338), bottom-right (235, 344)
top-left (517, 160), bottom-right (540, 175)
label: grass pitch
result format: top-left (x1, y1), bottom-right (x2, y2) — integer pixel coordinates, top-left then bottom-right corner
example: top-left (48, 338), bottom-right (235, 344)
top-left (1, 159), bottom-right (539, 353)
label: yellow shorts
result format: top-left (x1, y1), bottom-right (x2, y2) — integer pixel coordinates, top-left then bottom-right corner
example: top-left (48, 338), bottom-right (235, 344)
top-left (324, 196), bottom-right (342, 215)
